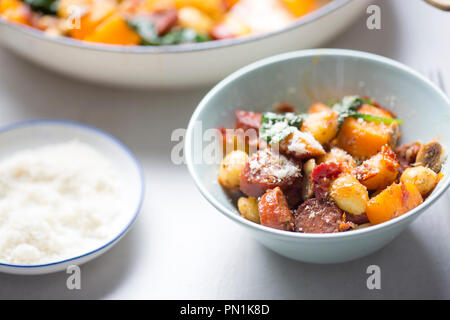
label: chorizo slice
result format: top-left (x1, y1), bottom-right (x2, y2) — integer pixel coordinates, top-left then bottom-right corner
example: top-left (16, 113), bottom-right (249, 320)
top-left (346, 212), bottom-right (370, 225)
top-left (240, 148), bottom-right (302, 200)
top-left (258, 187), bottom-right (295, 231)
top-left (311, 162), bottom-right (342, 200)
top-left (294, 198), bottom-right (354, 234)
top-left (135, 9), bottom-right (178, 36)
top-left (235, 110), bottom-right (262, 132)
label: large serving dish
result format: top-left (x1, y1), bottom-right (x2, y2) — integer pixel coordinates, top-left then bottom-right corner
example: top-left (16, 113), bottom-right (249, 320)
top-left (0, 0), bottom-right (369, 88)
top-left (186, 49), bottom-right (450, 264)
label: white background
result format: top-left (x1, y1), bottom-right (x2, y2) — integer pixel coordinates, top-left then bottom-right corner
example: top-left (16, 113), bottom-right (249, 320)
top-left (0, 0), bottom-right (449, 299)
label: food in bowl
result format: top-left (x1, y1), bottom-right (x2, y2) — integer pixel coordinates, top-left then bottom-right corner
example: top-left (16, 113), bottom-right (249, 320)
top-left (218, 96), bottom-right (446, 234)
top-left (0, 140), bottom-right (128, 265)
top-left (0, 0), bottom-right (329, 45)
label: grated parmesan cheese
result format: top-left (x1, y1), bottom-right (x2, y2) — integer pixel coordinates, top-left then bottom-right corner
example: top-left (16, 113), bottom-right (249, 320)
top-left (0, 141), bottom-right (125, 265)
top-left (285, 128), bottom-right (324, 158)
top-left (248, 148), bottom-right (301, 182)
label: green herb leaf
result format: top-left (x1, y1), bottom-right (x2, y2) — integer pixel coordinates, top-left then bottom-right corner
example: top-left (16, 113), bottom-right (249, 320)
top-left (259, 112), bottom-right (305, 144)
top-left (352, 113), bottom-right (403, 124)
top-left (25, 0), bottom-right (58, 15)
top-left (332, 96), bottom-right (364, 128)
top-left (127, 18), bottom-right (161, 45)
top-left (127, 18), bottom-right (211, 46)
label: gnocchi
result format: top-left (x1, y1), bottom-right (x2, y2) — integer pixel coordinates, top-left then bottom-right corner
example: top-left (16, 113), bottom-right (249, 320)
top-left (218, 150), bottom-right (248, 190)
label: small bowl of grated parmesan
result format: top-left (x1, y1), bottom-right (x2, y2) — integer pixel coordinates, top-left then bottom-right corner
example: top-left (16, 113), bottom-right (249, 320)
top-left (0, 120), bottom-right (144, 275)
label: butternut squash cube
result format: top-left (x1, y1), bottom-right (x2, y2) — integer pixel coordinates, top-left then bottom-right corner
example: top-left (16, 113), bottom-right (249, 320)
top-left (354, 145), bottom-right (399, 190)
top-left (366, 182), bottom-right (423, 225)
top-left (281, 0), bottom-right (315, 17)
top-left (84, 15), bottom-right (141, 45)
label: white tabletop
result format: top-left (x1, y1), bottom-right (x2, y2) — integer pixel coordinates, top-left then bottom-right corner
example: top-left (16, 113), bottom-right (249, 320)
top-left (0, 0), bottom-right (449, 299)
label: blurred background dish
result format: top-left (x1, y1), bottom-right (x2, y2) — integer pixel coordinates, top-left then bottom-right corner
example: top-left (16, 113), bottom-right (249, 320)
top-left (0, 0), bottom-right (369, 88)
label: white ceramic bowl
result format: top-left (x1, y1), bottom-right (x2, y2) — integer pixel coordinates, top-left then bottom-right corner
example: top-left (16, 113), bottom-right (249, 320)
top-left (0, 0), bottom-right (369, 88)
top-left (186, 49), bottom-right (450, 264)
top-left (0, 120), bottom-right (145, 275)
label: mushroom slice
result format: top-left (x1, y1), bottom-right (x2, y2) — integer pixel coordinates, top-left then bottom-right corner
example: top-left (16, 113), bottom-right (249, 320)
top-left (415, 141), bottom-right (446, 173)
top-left (301, 158), bottom-right (316, 201)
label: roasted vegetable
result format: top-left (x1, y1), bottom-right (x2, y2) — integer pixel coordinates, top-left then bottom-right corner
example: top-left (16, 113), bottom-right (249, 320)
top-left (84, 15), bottom-right (141, 45)
top-left (300, 158), bottom-right (316, 201)
top-left (415, 141), bottom-right (446, 173)
top-left (281, 0), bottom-right (315, 17)
top-left (0, 0), bottom-right (32, 24)
top-left (366, 182), bottom-right (423, 225)
top-left (354, 145), bottom-right (399, 190)
top-left (301, 109), bottom-right (339, 144)
top-left (337, 116), bottom-right (400, 159)
top-left (332, 96), bottom-right (402, 128)
top-left (318, 147), bottom-right (356, 172)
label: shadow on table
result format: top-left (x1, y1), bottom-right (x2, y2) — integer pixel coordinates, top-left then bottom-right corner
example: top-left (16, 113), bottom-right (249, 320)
top-left (253, 227), bottom-right (442, 299)
top-left (0, 224), bottom-right (140, 300)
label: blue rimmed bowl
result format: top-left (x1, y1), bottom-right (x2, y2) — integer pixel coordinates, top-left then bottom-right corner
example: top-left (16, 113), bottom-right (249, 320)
top-left (186, 49), bottom-right (450, 264)
top-left (0, 120), bottom-right (145, 275)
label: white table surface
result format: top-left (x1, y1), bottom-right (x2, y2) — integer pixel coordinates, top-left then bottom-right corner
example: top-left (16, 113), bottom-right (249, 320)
top-left (0, 0), bottom-right (449, 300)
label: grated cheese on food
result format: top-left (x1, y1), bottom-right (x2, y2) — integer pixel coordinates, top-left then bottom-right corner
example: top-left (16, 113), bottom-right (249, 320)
top-left (249, 148), bottom-right (301, 182)
top-left (0, 141), bottom-right (125, 265)
top-left (285, 128), bottom-right (324, 158)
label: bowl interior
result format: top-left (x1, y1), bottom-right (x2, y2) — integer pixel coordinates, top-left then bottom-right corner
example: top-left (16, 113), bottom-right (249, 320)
top-left (188, 49), bottom-right (450, 233)
top-left (0, 120), bottom-right (144, 270)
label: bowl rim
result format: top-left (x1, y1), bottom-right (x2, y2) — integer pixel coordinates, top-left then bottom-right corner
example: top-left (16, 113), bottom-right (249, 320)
top-left (0, 119), bottom-right (145, 269)
top-left (0, 0), bottom-right (353, 54)
top-left (186, 48), bottom-right (450, 240)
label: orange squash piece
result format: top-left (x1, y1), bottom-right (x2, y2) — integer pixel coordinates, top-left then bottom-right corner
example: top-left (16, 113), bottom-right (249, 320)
top-left (175, 0), bottom-right (227, 19)
top-left (70, 2), bottom-right (115, 40)
top-left (337, 103), bottom-right (399, 159)
top-left (281, 0), bottom-right (315, 17)
top-left (354, 145), bottom-right (399, 190)
top-left (366, 182), bottom-right (423, 225)
top-left (84, 15), bottom-right (141, 45)
top-left (0, 0), bottom-right (31, 25)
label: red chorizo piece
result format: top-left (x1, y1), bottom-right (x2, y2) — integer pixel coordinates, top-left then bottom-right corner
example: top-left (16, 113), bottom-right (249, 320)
top-left (311, 162), bottom-right (343, 200)
top-left (136, 9), bottom-right (178, 36)
top-left (258, 187), bottom-right (295, 231)
top-left (235, 110), bottom-right (262, 132)
top-left (294, 198), bottom-right (354, 233)
top-left (240, 149), bottom-right (302, 201)
top-left (346, 212), bottom-right (369, 225)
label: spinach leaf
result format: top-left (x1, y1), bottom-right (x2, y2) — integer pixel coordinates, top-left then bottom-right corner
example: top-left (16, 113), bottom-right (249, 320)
top-left (128, 18), bottom-right (211, 46)
top-left (332, 95), bottom-right (402, 127)
top-left (160, 28), bottom-right (211, 45)
top-left (127, 18), bottom-right (160, 45)
top-left (332, 95), bottom-right (364, 128)
top-left (259, 112), bottom-right (305, 144)
top-left (25, 0), bottom-right (58, 15)
top-left (352, 113), bottom-right (403, 124)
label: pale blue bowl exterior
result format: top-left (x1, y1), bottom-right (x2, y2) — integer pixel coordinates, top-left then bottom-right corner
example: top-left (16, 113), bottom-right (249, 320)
top-left (186, 49), bottom-right (450, 264)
